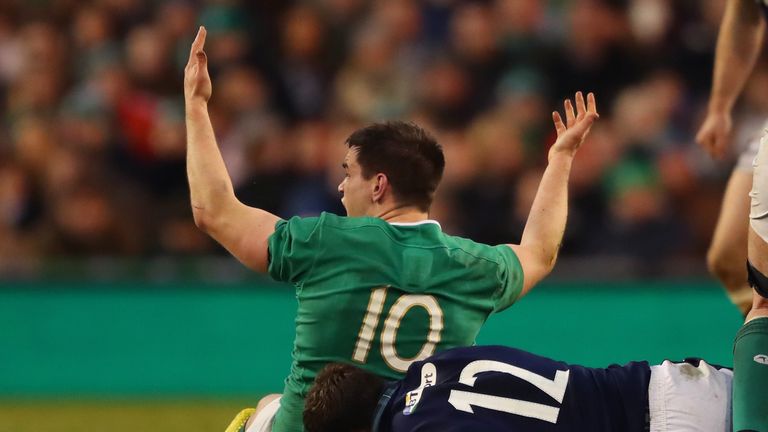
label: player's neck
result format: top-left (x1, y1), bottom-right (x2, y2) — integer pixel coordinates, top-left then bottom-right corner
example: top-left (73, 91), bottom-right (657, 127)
top-left (374, 205), bottom-right (430, 224)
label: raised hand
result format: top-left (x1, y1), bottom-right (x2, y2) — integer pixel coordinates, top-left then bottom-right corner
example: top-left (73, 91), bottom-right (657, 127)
top-left (184, 26), bottom-right (212, 105)
top-left (549, 92), bottom-right (599, 159)
top-left (695, 111), bottom-right (732, 159)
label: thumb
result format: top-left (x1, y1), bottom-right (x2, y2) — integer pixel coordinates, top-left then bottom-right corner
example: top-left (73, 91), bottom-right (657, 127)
top-left (196, 49), bottom-right (207, 65)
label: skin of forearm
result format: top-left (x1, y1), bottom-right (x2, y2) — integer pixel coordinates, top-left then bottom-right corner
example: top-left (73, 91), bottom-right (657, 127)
top-left (519, 152), bottom-right (574, 270)
top-left (709, 0), bottom-right (764, 113)
top-left (185, 100), bottom-right (237, 230)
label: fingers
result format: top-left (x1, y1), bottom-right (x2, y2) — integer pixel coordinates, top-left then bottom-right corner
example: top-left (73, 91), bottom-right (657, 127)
top-left (695, 130), bottom-right (713, 155)
top-left (694, 128), bottom-right (707, 147)
top-left (187, 26), bottom-right (207, 67)
top-left (695, 124), bottom-right (724, 158)
top-left (552, 111), bottom-right (566, 136)
top-left (556, 91), bottom-right (598, 134)
top-left (694, 122), bottom-right (715, 151)
top-left (564, 99), bottom-right (575, 128)
top-left (575, 91), bottom-right (586, 120)
top-left (582, 111), bottom-right (598, 128)
top-left (587, 92), bottom-right (597, 116)
top-left (572, 111), bottom-right (598, 134)
top-left (704, 143), bottom-right (718, 159)
top-left (195, 26), bottom-right (207, 63)
top-left (711, 137), bottom-right (727, 159)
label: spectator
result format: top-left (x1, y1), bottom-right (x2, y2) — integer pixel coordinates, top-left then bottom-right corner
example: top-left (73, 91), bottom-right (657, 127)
top-left (0, 0), bottom-right (749, 269)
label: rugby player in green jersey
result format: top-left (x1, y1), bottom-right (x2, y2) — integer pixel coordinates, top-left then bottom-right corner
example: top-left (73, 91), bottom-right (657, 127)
top-left (184, 27), bottom-right (598, 432)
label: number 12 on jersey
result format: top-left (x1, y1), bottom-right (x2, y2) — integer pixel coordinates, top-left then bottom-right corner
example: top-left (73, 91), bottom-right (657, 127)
top-left (449, 360), bottom-right (570, 424)
top-left (352, 286), bottom-right (445, 372)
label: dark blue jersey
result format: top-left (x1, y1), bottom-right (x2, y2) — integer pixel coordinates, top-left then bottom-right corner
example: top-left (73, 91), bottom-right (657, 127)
top-left (372, 345), bottom-right (651, 432)
top-left (760, 0), bottom-right (768, 21)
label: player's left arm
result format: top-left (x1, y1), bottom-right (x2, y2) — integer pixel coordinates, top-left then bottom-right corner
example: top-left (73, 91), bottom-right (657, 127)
top-left (507, 92), bottom-right (599, 298)
top-left (185, 27), bottom-right (281, 273)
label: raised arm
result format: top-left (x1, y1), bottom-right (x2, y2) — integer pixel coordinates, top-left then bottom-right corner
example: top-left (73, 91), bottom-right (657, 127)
top-left (185, 27), bottom-right (281, 272)
top-left (506, 92), bottom-right (598, 297)
top-left (696, 0), bottom-right (765, 159)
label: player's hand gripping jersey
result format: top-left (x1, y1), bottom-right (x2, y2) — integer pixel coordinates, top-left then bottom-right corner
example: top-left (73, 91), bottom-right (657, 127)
top-left (268, 213), bottom-right (524, 431)
top-left (372, 346), bottom-right (653, 432)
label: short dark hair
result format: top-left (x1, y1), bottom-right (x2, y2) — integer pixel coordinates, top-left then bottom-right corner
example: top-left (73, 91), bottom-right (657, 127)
top-left (346, 121), bottom-right (445, 212)
top-left (303, 363), bottom-right (386, 432)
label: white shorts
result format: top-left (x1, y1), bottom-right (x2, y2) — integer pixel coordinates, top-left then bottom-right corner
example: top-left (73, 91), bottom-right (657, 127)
top-left (736, 117), bottom-right (768, 171)
top-left (648, 360), bottom-right (733, 432)
top-left (245, 397), bottom-right (281, 432)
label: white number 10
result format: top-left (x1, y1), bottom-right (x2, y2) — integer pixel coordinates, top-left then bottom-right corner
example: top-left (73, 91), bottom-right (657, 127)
top-left (352, 287), bottom-right (444, 372)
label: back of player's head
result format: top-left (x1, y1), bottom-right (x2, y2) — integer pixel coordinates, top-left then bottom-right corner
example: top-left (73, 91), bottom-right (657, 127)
top-left (304, 362), bottom-right (386, 432)
top-left (346, 121), bottom-right (445, 212)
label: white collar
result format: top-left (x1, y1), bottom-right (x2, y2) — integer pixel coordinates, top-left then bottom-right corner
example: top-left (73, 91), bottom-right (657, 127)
top-left (389, 220), bottom-right (441, 228)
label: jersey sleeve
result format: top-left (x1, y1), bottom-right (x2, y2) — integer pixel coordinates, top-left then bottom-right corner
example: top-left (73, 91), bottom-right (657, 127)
top-left (491, 245), bottom-right (524, 312)
top-left (267, 215), bottom-right (323, 284)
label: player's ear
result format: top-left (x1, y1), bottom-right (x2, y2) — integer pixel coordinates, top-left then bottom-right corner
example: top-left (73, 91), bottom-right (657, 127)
top-left (372, 173), bottom-right (388, 203)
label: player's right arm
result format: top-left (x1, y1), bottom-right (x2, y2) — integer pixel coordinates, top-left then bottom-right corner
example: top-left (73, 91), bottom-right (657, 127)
top-left (507, 92), bottom-right (598, 298)
top-left (184, 27), bottom-right (281, 273)
top-left (696, 0), bottom-right (765, 159)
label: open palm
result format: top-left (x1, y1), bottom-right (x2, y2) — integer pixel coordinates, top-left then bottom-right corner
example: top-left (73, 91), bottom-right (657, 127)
top-left (550, 92), bottom-right (599, 158)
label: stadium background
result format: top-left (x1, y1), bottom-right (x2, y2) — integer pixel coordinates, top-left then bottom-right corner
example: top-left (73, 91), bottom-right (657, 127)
top-left (0, 0), bottom-right (756, 431)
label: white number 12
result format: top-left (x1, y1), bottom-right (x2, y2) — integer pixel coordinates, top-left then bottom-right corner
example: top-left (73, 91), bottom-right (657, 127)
top-left (448, 360), bottom-right (570, 424)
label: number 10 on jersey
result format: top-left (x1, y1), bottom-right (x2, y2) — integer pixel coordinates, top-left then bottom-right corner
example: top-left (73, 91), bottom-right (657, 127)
top-left (353, 287), bottom-right (445, 372)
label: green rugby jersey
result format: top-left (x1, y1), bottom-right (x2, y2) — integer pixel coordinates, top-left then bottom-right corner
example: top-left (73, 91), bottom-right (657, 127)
top-left (267, 212), bottom-right (523, 432)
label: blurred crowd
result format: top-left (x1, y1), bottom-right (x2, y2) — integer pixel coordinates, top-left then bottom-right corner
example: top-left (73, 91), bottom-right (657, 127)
top-left (0, 0), bottom-right (767, 272)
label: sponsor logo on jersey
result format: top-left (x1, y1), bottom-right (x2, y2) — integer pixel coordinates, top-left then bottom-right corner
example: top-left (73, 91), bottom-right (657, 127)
top-left (754, 354), bottom-right (768, 365)
top-left (403, 362), bottom-right (437, 415)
